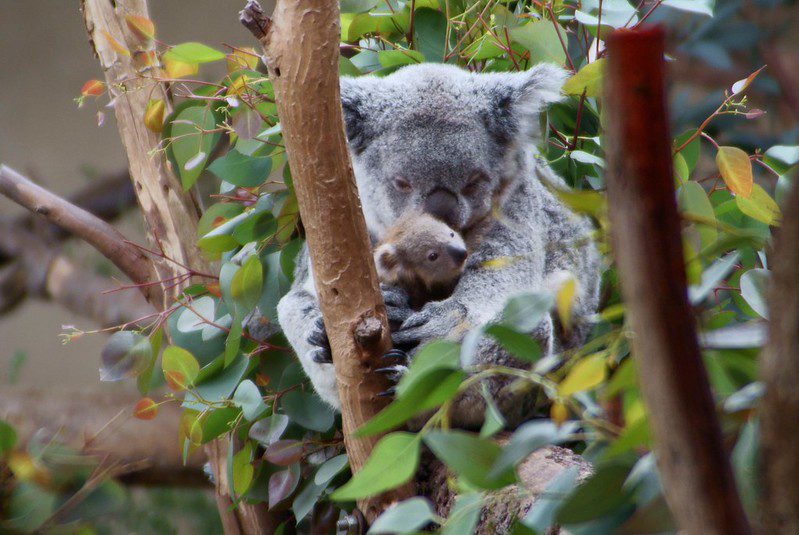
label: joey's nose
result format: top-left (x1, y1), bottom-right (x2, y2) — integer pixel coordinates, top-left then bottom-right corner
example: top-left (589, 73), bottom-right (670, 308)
top-left (424, 188), bottom-right (459, 228)
top-left (446, 245), bottom-right (468, 265)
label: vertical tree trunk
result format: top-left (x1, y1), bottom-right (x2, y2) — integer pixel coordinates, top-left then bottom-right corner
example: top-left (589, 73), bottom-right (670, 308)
top-left (240, 0), bottom-right (416, 523)
top-left (604, 27), bottom-right (751, 535)
top-left (81, 1), bottom-right (272, 531)
top-left (760, 159), bottom-right (799, 531)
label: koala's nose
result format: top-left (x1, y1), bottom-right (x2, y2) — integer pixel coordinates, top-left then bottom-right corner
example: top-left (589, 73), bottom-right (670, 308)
top-left (424, 188), bottom-right (460, 228)
top-left (446, 245), bottom-right (468, 266)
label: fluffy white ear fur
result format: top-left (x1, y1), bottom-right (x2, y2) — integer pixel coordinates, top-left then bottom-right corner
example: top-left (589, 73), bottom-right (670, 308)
top-left (506, 62), bottom-right (569, 122)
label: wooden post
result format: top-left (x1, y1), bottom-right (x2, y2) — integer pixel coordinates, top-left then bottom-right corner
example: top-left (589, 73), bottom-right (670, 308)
top-left (604, 27), bottom-right (751, 535)
top-left (240, 0), bottom-right (415, 522)
top-left (761, 158), bottom-right (799, 531)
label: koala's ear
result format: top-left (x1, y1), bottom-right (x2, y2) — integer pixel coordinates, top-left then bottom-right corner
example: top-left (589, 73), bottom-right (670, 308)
top-left (340, 77), bottom-right (376, 154)
top-left (484, 63), bottom-right (568, 144)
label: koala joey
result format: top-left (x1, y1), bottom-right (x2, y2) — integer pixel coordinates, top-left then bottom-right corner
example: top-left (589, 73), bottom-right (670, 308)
top-left (374, 211), bottom-right (468, 310)
top-left (276, 62), bottom-right (601, 429)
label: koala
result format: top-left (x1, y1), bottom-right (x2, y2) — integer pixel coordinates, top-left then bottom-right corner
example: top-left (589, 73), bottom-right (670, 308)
top-left (374, 211), bottom-right (468, 310)
top-left (275, 63), bottom-right (601, 428)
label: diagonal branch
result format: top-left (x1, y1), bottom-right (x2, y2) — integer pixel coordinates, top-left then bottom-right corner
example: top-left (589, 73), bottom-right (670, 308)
top-left (0, 165), bottom-right (157, 302)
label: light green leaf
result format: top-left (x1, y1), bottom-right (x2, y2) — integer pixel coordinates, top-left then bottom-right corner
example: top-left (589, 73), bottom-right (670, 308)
top-left (485, 324), bottom-right (542, 362)
top-left (232, 380), bottom-right (267, 421)
top-left (0, 420), bottom-right (18, 455)
top-left (332, 432), bottom-right (421, 501)
top-left (501, 292), bottom-right (554, 332)
top-left (678, 181), bottom-right (717, 246)
top-left (378, 49), bottom-right (425, 68)
top-left (563, 59), bottom-right (605, 98)
top-left (736, 183), bottom-right (781, 226)
top-left (314, 454), bottom-right (349, 485)
top-left (280, 390), bottom-right (335, 432)
top-left (208, 150), bottom-right (272, 187)
top-left (162, 346), bottom-right (201, 390)
top-left (510, 21), bottom-right (566, 66)
top-left (663, 0), bottom-right (714, 16)
top-left (232, 442), bottom-right (254, 496)
top-left (559, 354), bottom-right (606, 396)
top-left (369, 497), bottom-right (436, 534)
top-left (165, 42), bottom-right (226, 63)
top-left (740, 268), bottom-right (770, 319)
top-left (424, 430), bottom-right (517, 489)
top-left (441, 493), bottom-right (483, 535)
top-left (167, 105), bottom-right (220, 189)
top-left (231, 254), bottom-right (263, 317)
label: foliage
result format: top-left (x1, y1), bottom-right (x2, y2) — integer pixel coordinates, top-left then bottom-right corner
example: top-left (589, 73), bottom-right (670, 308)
top-left (60, 0), bottom-right (799, 532)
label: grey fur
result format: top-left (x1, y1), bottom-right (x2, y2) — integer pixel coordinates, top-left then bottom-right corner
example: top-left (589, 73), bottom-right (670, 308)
top-left (276, 63), bottom-right (601, 426)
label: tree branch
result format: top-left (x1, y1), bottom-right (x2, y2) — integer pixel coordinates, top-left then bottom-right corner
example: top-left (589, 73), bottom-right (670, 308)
top-left (242, 0), bottom-right (414, 522)
top-left (604, 28), bottom-right (751, 534)
top-left (0, 165), bottom-right (156, 301)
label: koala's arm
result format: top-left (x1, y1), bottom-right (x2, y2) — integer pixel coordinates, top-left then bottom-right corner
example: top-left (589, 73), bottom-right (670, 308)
top-left (276, 246), bottom-right (340, 409)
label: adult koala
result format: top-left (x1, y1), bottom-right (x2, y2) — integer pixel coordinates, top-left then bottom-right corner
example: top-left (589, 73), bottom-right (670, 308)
top-left (276, 63), bottom-right (600, 428)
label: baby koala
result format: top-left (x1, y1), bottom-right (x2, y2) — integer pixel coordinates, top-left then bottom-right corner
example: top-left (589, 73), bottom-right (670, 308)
top-left (374, 211), bottom-right (468, 310)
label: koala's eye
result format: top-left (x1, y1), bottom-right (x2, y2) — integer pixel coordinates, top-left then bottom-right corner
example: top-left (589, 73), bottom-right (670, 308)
top-left (427, 251), bottom-right (439, 262)
top-left (393, 176), bottom-right (412, 193)
top-left (461, 171), bottom-right (488, 196)
top-left (450, 232), bottom-right (455, 238)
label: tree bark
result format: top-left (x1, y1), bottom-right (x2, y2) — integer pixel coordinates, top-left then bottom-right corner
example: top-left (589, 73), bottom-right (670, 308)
top-left (240, 0), bottom-right (415, 522)
top-left (604, 28), bottom-right (751, 535)
top-left (80, 1), bottom-right (271, 531)
top-left (760, 145), bottom-right (799, 531)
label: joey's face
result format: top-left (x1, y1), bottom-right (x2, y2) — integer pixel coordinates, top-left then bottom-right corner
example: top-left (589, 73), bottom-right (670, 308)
top-left (375, 215), bottom-right (468, 291)
top-left (340, 63), bottom-right (567, 239)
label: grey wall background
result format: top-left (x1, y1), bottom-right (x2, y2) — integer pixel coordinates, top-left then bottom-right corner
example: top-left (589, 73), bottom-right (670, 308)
top-left (0, 1), bottom-right (266, 388)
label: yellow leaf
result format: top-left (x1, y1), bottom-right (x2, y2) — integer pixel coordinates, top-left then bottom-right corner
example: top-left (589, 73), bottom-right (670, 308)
top-left (559, 354), bottom-right (607, 396)
top-left (481, 256), bottom-right (523, 270)
top-left (81, 79), bottom-right (106, 97)
top-left (133, 397), bottom-right (159, 420)
top-left (125, 14), bottom-right (156, 43)
top-left (551, 402), bottom-right (569, 426)
top-left (716, 146), bottom-right (753, 198)
top-left (9, 452), bottom-right (52, 487)
top-left (101, 29), bottom-right (130, 57)
top-left (164, 57), bottom-right (199, 79)
top-left (736, 183), bottom-right (782, 226)
top-left (227, 75), bottom-right (251, 96)
top-left (227, 47), bottom-right (260, 72)
top-left (563, 59), bottom-right (606, 98)
top-left (144, 99), bottom-right (166, 133)
top-left (556, 275), bottom-right (577, 332)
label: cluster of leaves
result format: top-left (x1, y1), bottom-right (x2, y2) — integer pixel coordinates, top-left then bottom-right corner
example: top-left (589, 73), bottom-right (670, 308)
top-left (64, 0), bottom-right (799, 533)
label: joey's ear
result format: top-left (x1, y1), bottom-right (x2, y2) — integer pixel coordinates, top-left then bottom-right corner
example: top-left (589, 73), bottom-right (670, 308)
top-left (374, 244), bottom-right (398, 277)
top-left (340, 77), bottom-right (378, 154)
top-left (483, 63), bottom-right (568, 144)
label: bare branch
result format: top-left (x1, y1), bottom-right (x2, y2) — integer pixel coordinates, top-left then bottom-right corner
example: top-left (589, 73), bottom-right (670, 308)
top-left (0, 165), bottom-right (156, 301)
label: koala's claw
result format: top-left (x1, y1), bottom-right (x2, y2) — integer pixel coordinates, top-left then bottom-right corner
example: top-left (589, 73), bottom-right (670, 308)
top-left (311, 347), bottom-right (333, 364)
top-left (307, 317), bottom-right (330, 348)
top-left (383, 348), bottom-right (409, 361)
top-left (377, 386), bottom-right (397, 398)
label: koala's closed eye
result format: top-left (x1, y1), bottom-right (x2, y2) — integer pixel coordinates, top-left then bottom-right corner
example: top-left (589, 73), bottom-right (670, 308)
top-left (461, 171), bottom-right (488, 196)
top-left (393, 176), bottom-right (413, 193)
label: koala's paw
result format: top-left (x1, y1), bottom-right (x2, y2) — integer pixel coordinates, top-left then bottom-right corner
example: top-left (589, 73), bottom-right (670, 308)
top-left (308, 317), bottom-right (332, 363)
top-left (381, 284), bottom-right (413, 327)
top-left (375, 348), bottom-right (410, 398)
top-left (392, 299), bottom-right (468, 351)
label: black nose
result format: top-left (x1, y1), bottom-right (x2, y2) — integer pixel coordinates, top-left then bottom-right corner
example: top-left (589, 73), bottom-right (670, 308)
top-left (424, 188), bottom-right (459, 228)
top-left (446, 245), bottom-right (467, 265)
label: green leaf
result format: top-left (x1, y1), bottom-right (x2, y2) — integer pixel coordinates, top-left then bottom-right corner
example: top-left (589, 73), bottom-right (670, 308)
top-left (332, 432), bottom-right (421, 501)
top-left (740, 268), bottom-right (770, 319)
top-left (232, 442), bottom-right (255, 497)
top-left (249, 413), bottom-right (290, 446)
top-left (166, 105), bottom-right (220, 189)
top-left (162, 346), bottom-right (201, 390)
top-left (678, 181), bottom-right (717, 247)
top-left (280, 390), bottom-right (335, 432)
top-left (556, 462), bottom-right (632, 524)
top-left (369, 497), bottom-right (436, 534)
top-left (522, 466), bottom-right (581, 532)
top-left (293, 479), bottom-right (326, 522)
top-left (424, 430), bottom-right (517, 490)
top-left (461, 34), bottom-right (505, 61)
top-left (490, 421), bottom-right (573, 477)
top-left (413, 8), bottom-right (449, 63)
top-left (485, 324), bottom-right (542, 363)
top-left (732, 418), bottom-right (759, 514)
top-left (663, 0), bottom-right (714, 16)
top-left (314, 454), bottom-right (349, 485)
top-left (441, 493), bottom-right (483, 535)
top-left (563, 59), bottom-right (605, 98)
top-left (100, 331), bottom-right (152, 382)
top-left (165, 42), bottom-right (226, 63)
top-left (340, 0), bottom-right (380, 13)
top-left (208, 150), bottom-right (272, 187)
top-left (559, 354), bottom-right (606, 396)
top-left (356, 369), bottom-right (466, 437)
top-left (0, 420), bottom-right (18, 455)
top-left (501, 292), bottom-right (554, 332)
top-left (232, 380), bottom-right (267, 421)
top-left (395, 340), bottom-right (461, 397)
top-left (675, 130), bottom-right (702, 172)
top-left (378, 49), bottom-right (425, 68)
top-left (510, 21), bottom-right (566, 66)
top-left (688, 252), bottom-right (741, 305)
top-left (736, 183), bottom-right (781, 226)
top-left (233, 211), bottom-right (278, 245)
top-left (231, 254), bottom-right (263, 317)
